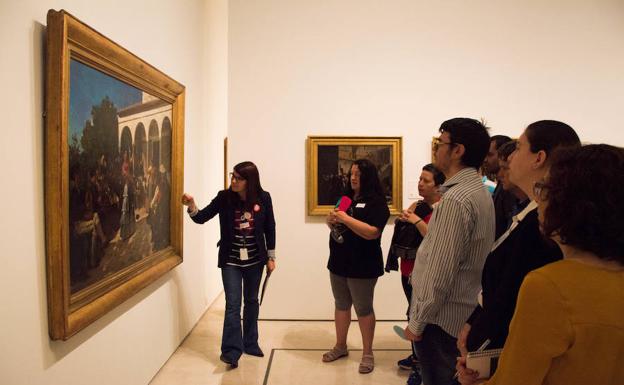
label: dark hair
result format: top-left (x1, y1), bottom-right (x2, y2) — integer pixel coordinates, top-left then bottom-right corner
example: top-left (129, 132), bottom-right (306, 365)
top-left (346, 159), bottom-right (385, 199)
top-left (490, 135), bottom-right (513, 150)
top-left (497, 140), bottom-right (517, 161)
top-left (422, 163), bottom-right (446, 186)
top-left (542, 144), bottom-right (624, 265)
top-left (229, 161), bottom-right (264, 210)
top-left (439, 118), bottom-right (491, 168)
top-left (525, 120), bottom-right (580, 157)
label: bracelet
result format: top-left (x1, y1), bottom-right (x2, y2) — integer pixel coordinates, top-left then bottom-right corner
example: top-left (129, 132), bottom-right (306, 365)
top-left (414, 219), bottom-right (422, 225)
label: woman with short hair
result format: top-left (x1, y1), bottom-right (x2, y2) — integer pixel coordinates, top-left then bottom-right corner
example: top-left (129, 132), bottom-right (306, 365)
top-left (385, 163), bottom-right (444, 383)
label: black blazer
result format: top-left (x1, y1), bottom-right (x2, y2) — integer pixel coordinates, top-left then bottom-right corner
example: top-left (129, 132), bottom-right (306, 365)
top-left (466, 208), bottom-right (562, 351)
top-left (190, 190), bottom-right (276, 268)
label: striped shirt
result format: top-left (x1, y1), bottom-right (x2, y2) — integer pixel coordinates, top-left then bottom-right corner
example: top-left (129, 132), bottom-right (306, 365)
top-left (408, 167), bottom-right (495, 337)
top-left (226, 208), bottom-right (262, 267)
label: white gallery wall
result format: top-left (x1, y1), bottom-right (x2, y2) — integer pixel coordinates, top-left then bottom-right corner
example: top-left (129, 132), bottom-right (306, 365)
top-left (227, 0), bottom-right (624, 320)
top-left (0, 1), bottom-right (227, 385)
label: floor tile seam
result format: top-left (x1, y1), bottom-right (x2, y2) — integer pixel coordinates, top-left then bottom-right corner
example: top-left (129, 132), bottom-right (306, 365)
top-left (261, 347), bottom-right (411, 385)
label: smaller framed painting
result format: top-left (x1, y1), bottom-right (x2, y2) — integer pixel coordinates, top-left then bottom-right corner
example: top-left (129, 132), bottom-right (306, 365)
top-left (307, 136), bottom-right (402, 216)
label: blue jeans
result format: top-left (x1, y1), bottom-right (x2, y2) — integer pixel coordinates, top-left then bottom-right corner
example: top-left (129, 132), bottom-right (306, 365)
top-left (414, 324), bottom-right (459, 385)
top-left (220, 263), bottom-right (264, 361)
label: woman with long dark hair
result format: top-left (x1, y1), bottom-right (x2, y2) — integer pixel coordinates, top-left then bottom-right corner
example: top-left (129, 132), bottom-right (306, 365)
top-left (322, 159), bottom-right (390, 374)
top-left (182, 161), bottom-right (276, 369)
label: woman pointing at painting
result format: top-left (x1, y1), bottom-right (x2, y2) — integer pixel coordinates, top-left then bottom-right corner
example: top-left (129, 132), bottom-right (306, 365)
top-left (181, 161), bottom-right (276, 369)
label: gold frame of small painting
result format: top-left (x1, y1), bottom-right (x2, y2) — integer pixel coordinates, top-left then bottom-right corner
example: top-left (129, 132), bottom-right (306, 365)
top-left (306, 136), bottom-right (402, 216)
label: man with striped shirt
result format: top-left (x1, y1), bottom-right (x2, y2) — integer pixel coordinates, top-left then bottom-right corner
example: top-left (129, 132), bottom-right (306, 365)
top-left (405, 118), bottom-right (495, 385)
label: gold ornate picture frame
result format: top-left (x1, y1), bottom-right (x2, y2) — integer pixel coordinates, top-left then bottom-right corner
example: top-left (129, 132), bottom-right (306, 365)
top-left (45, 10), bottom-right (184, 340)
top-left (307, 136), bottom-right (402, 216)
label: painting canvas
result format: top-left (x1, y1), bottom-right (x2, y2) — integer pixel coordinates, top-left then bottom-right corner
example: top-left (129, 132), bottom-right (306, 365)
top-left (307, 136), bottom-right (402, 215)
top-left (45, 10), bottom-right (184, 340)
top-left (68, 59), bottom-right (173, 294)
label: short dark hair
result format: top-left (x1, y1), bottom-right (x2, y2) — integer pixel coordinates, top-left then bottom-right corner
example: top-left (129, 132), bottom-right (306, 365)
top-left (490, 135), bottom-right (513, 150)
top-left (525, 120), bottom-right (580, 156)
top-left (230, 161), bottom-right (264, 210)
top-left (497, 140), bottom-right (517, 161)
top-left (422, 163), bottom-right (446, 186)
top-left (439, 118), bottom-right (490, 168)
top-left (542, 144), bottom-right (624, 265)
top-left (346, 159), bottom-right (385, 199)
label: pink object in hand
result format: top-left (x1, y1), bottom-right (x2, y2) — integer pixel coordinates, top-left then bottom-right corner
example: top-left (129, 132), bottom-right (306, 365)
top-left (335, 196), bottom-right (352, 212)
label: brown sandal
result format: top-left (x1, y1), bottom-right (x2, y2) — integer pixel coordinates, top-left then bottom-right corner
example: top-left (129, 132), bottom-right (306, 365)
top-left (358, 354), bottom-right (374, 374)
top-left (322, 346), bottom-right (349, 362)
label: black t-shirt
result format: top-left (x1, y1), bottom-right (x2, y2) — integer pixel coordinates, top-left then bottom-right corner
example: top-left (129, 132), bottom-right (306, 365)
top-left (327, 195), bottom-right (390, 278)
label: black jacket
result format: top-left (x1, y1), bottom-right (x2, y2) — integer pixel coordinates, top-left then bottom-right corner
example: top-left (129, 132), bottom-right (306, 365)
top-left (466, 208), bottom-right (561, 351)
top-left (190, 190), bottom-right (276, 268)
top-left (385, 200), bottom-right (433, 272)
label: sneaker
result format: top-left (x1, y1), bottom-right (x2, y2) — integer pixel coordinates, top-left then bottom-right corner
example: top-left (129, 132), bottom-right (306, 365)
top-left (407, 369), bottom-right (422, 385)
top-left (397, 354), bottom-right (415, 370)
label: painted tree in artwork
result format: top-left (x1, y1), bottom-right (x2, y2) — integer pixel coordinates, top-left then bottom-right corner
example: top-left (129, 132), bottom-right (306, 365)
top-left (80, 96), bottom-right (119, 169)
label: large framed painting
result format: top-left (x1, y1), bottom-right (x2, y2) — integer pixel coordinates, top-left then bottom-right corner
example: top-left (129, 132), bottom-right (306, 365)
top-left (45, 10), bottom-right (184, 340)
top-left (307, 136), bottom-right (402, 216)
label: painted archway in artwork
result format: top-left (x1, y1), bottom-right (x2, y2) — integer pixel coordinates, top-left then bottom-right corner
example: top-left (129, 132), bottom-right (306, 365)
top-left (134, 123), bottom-right (146, 177)
top-left (148, 120), bottom-right (160, 169)
top-left (120, 126), bottom-right (133, 164)
top-left (160, 116), bottom-right (172, 173)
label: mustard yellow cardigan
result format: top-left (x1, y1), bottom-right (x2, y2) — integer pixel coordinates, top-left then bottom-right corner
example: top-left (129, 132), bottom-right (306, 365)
top-left (486, 259), bottom-right (624, 385)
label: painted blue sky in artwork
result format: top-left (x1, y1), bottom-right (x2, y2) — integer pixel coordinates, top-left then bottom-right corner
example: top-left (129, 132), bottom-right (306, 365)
top-left (69, 59), bottom-right (142, 143)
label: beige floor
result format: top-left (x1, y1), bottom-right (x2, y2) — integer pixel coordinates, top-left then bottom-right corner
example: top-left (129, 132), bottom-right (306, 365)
top-left (150, 293), bottom-right (413, 385)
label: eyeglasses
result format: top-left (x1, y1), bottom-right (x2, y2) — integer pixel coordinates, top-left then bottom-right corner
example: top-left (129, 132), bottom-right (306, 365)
top-left (533, 180), bottom-right (549, 200)
top-left (432, 137), bottom-right (456, 151)
top-left (229, 172), bottom-right (246, 182)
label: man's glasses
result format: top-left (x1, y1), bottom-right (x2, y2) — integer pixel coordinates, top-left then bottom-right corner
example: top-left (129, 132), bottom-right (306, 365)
top-left (229, 172), bottom-right (246, 182)
top-left (432, 137), bottom-right (455, 151)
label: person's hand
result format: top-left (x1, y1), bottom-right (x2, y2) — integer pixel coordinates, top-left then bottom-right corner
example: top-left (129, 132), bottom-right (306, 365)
top-left (399, 209), bottom-right (421, 224)
top-left (266, 259), bottom-right (276, 273)
top-left (181, 193), bottom-right (195, 206)
top-left (326, 211), bottom-right (338, 227)
top-left (457, 323), bottom-right (472, 357)
top-left (182, 193), bottom-right (197, 212)
top-left (404, 326), bottom-right (422, 342)
top-left (456, 356), bottom-right (483, 385)
top-left (332, 209), bottom-right (350, 224)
